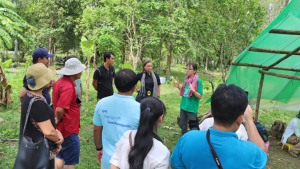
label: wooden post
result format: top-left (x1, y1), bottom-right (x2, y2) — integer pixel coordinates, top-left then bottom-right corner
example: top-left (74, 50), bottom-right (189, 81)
top-left (232, 62), bottom-right (300, 72)
top-left (248, 47), bottom-right (300, 55)
top-left (267, 46), bottom-right (300, 70)
top-left (269, 29), bottom-right (300, 35)
top-left (255, 73), bottom-right (265, 121)
top-left (259, 70), bottom-right (300, 80)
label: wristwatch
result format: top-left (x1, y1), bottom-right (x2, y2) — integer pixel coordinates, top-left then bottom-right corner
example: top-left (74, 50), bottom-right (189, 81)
top-left (96, 147), bottom-right (103, 151)
top-left (193, 90), bottom-right (196, 94)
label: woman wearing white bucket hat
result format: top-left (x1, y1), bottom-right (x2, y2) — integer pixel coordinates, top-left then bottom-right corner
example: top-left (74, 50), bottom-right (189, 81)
top-left (52, 58), bottom-right (86, 169)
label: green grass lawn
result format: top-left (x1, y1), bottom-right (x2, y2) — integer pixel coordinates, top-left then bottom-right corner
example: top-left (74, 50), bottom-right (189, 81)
top-left (0, 63), bottom-right (298, 168)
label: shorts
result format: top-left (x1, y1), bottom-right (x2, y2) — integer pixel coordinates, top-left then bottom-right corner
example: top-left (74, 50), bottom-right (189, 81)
top-left (56, 134), bottom-right (80, 165)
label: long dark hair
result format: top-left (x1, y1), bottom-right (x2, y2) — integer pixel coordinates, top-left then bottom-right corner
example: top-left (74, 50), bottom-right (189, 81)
top-left (128, 97), bottom-right (166, 169)
top-left (142, 60), bottom-right (151, 73)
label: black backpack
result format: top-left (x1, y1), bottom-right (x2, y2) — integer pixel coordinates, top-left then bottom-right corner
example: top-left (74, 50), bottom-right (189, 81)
top-left (254, 121), bottom-right (268, 143)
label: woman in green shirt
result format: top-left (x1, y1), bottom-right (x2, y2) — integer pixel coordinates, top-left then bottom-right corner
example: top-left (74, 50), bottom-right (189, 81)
top-left (173, 63), bottom-right (203, 135)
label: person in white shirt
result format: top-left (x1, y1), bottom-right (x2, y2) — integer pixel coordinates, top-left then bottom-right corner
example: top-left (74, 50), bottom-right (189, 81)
top-left (281, 111), bottom-right (300, 158)
top-left (199, 117), bottom-right (248, 141)
top-left (110, 97), bottom-right (170, 169)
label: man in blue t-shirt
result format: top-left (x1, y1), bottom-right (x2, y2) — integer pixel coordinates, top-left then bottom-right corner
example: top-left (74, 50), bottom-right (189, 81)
top-left (171, 84), bottom-right (267, 169)
top-left (19, 48), bottom-right (54, 105)
top-left (93, 69), bottom-right (140, 169)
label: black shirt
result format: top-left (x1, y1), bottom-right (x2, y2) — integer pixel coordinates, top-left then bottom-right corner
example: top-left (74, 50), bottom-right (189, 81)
top-left (23, 75), bottom-right (51, 105)
top-left (93, 64), bottom-right (115, 99)
top-left (19, 92), bottom-right (56, 151)
top-left (137, 72), bottom-right (161, 96)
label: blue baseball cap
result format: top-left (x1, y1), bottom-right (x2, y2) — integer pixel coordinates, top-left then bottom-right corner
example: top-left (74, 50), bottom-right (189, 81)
top-left (32, 48), bottom-right (54, 59)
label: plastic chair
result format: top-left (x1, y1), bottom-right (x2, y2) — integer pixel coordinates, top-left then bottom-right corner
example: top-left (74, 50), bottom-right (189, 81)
top-left (281, 143), bottom-right (294, 151)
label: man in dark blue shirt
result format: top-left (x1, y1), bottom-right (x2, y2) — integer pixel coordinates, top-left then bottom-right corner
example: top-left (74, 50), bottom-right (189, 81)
top-left (19, 48), bottom-right (55, 105)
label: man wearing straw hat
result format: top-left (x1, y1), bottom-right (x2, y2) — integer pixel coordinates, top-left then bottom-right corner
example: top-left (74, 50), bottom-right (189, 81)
top-left (52, 58), bottom-right (86, 169)
top-left (281, 111), bottom-right (300, 158)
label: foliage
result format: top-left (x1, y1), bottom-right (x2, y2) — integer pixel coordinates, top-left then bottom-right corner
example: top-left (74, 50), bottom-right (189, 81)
top-left (0, 0), bottom-right (30, 49)
top-left (81, 36), bottom-right (94, 58)
top-left (0, 59), bottom-right (12, 69)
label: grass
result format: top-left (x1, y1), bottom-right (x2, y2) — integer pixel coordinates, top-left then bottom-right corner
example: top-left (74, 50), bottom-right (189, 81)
top-left (0, 63), bottom-right (298, 168)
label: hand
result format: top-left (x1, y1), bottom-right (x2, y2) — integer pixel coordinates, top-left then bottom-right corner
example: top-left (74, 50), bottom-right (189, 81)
top-left (97, 150), bottom-right (103, 163)
top-left (188, 83), bottom-right (195, 93)
top-left (243, 105), bottom-right (253, 123)
top-left (136, 86), bottom-right (140, 91)
top-left (55, 130), bottom-right (64, 145)
top-left (54, 144), bottom-right (62, 154)
top-left (18, 103), bottom-right (21, 113)
top-left (173, 80), bottom-right (179, 88)
top-left (55, 117), bottom-right (60, 125)
top-left (77, 103), bottom-right (82, 108)
top-left (49, 79), bottom-right (55, 88)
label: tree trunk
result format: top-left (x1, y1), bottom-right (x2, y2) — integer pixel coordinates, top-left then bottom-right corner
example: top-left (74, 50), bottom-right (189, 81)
top-left (285, 0), bottom-right (290, 7)
top-left (158, 36), bottom-right (163, 74)
top-left (86, 58), bottom-right (90, 102)
top-left (220, 44), bottom-right (226, 84)
top-left (49, 37), bottom-right (53, 64)
top-left (166, 39), bottom-right (172, 80)
top-left (93, 44), bottom-right (97, 69)
top-left (205, 55), bottom-right (208, 71)
top-left (14, 39), bottom-right (18, 59)
top-left (122, 42), bottom-right (126, 64)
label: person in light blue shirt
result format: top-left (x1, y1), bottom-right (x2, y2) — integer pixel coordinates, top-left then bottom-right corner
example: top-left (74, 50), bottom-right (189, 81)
top-left (93, 69), bottom-right (140, 169)
top-left (171, 84), bottom-right (267, 169)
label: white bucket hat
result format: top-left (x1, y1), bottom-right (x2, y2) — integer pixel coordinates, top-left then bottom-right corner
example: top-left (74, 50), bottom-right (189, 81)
top-left (59, 58), bottom-right (86, 75)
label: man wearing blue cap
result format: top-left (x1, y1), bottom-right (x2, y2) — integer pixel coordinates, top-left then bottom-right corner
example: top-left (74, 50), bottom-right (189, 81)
top-left (19, 48), bottom-right (55, 105)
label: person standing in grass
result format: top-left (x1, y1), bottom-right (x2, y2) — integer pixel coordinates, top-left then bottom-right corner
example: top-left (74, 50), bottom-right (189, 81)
top-left (173, 63), bottom-right (203, 135)
top-left (110, 97), bottom-right (170, 169)
top-left (136, 60), bottom-right (161, 102)
top-left (60, 55), bottom-right (84, 140)
top-left (92, 52), bottom-right (115, 102)
top-left (171, 84), bottom-right (267, 169)
top-left (16, 63), bottom-right (63, 169)
top-left (19, 48), bottom-right (55, 105)
top-left (93, 69), bottom-right (140, 169)
top-left (53, 58), bottom-right (86, 169)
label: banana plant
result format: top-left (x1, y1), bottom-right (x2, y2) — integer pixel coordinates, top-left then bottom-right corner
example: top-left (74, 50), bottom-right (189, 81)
top-left (80, 36), bottom-right (94, 102)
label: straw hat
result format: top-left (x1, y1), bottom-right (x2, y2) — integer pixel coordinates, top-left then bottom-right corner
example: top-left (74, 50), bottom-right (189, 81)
top-left (59, 58), bottom-right (86, 75)
top-left (26, 63), bottom-right (55, 90)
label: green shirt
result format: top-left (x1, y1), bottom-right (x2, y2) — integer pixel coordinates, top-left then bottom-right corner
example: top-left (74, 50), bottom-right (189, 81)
top-left (180, 78), bottom-right (203, 113)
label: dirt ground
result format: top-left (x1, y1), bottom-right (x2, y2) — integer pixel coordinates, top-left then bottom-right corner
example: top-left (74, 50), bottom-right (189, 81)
top-left (266, 138), bottom-right (299, 169)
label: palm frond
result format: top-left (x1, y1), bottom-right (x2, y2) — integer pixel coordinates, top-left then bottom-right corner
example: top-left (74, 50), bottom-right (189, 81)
top-left (0, 0), bottom-right (16, 8)
top-left (0, 27), bottom-right (12, 48)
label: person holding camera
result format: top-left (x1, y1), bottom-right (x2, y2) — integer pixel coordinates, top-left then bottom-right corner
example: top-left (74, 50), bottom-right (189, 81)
top-left (171, 84), bottom-right (267, 169)
top-left (52, 58), bottom-right (86, 169)
top-left (173, 63), bottom-right (203, 135)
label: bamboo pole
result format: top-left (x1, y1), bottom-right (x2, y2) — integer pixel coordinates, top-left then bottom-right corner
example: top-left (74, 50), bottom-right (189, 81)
top-left (232, 62), bottom-right (300, 72)
top-left (259, 70), bottom-right (300, 80)
top-left (248, 47), bottom-right (300, 55)
top-left (266, 46), bottom-right (300, 70)
top-left (269, 29), bottom-right (300, 35)
top-left (255, 73), bottom-right (265, 121)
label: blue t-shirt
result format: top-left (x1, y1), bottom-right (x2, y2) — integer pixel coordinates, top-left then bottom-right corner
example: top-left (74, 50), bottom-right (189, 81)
top-left (23, 75), bottom-right (51, 105)
top-left (93, 93), bottom-right (140, 169)
top-left (171, 127), bottom-right (267, 169)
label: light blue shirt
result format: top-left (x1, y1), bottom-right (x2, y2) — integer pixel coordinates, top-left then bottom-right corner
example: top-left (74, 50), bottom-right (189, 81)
top-left (171, 127), bottom-right (267, 169)
top-left (93, 93), bottom-right (140, 169)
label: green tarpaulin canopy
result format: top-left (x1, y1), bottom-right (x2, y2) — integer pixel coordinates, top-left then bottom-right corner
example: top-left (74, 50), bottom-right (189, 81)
top-left (226, 0), bottom-right (300, 111)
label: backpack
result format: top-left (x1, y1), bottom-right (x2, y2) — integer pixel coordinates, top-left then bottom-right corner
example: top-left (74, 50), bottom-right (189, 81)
top-left (254, 121), bottom-right (268, 143)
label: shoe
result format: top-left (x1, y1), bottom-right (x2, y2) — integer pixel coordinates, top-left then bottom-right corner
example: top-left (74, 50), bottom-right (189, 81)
top-left (289, 151), bottom-right (297, 158)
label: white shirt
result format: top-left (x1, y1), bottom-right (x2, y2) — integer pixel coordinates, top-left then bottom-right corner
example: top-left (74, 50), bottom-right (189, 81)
top-left (110, 130), bottom-right (170, 169)
top-left (199, 117), bottom-right (248, 141)
top-left (281, 118), bottom-right (300, 143)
